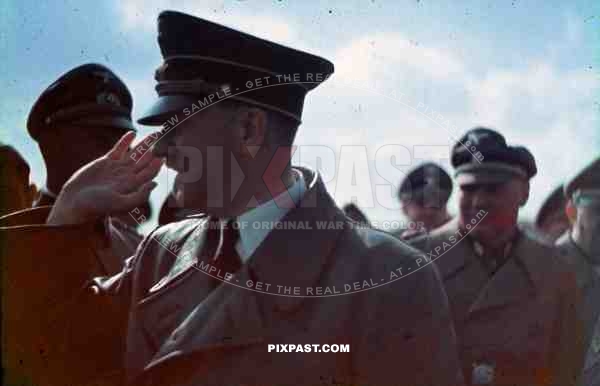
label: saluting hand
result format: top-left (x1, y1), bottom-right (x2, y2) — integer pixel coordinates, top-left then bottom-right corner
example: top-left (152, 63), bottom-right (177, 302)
top-left (47, 131), bottom-right (164, 225)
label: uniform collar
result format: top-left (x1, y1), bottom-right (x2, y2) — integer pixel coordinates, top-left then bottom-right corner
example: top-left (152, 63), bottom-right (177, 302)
top-left (471, 237), bottom-right (516, 260)
top-left (235, 169), bottom-right (306, 262)
top-left (469, 230), bottom-right (521, 275)
top-left (569, 231), bottom-right (600, 267)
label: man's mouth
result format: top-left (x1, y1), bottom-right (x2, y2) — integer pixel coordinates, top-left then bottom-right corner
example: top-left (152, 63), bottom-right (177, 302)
top-left (463, 210), bottom-right (515, 229)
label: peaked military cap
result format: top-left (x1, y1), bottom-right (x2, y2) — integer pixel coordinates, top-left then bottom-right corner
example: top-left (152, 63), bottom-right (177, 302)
top-left (398, 162), bottom-right (453, 206)
top-left (27, 63), bottom-right (135, 141)
top-left (138, 10), bottom-right (334, 126)
top-left (451, 127), bottom-right (537, 185)
top-left (564, 157), bottom-right (600, 199)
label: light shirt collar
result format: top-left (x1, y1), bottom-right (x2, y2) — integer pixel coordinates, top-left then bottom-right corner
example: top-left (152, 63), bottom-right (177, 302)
top-left (470, 230), bottom-right (521, 274)
top-left (472, 239), bottom-right (514, 260)
top-left (235, 169), bottom-right (306, 261)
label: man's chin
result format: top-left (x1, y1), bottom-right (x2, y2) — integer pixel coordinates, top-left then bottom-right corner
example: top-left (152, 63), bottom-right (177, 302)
top-left (468, 226), bottom-right (495, 241)
top-left (460, 216), bottom-right (493, 234)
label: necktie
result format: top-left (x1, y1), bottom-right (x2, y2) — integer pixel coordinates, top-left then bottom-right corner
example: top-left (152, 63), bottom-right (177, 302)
top-left (207, 218), bottom-right (243, 288)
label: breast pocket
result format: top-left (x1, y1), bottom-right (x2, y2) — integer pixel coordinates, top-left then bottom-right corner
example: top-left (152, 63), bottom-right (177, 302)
top-left (463, 301), bottom-right (552, 374)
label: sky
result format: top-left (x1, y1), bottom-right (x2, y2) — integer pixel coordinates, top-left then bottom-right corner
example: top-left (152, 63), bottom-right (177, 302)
top-left (1, 0), bottom-right (599, 234)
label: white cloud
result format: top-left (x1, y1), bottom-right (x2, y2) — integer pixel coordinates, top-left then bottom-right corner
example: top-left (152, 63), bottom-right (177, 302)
top-left (333, 32), bottom-right (466, 88)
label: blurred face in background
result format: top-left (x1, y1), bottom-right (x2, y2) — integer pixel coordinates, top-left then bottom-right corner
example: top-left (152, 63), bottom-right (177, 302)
top-left (458, 177), bottom-right (528, 245)
top-left (571, 190), bottom-right (600, 256)
top-left (38, 125), bottom-right (128, 192)
top-left (58, 125), bottom-right (128, 169)
top-left (402, 200), bottom-right (447, 231)
top-left (0, 147), bottom-right (37, 216)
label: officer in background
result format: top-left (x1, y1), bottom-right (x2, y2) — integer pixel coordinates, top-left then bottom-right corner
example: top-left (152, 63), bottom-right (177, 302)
top-left (1, 11), bottom-right (463, 386)
top-left (0, 64), bottom-right (152, 386)
top-left (24, 63), bottom-right (142, 267)
top-left (556, 157), bottom-right (600, 386)
top-left (410, 127), bottom-right (584, 386)
top-left (534, 184), bottom-right (569, 243)
top-left (29, 65), bottom-right (134, 207)
top-left (396, 162), bottom-right (453, 239)
top-left (0, 142), bottom-right (37, 216)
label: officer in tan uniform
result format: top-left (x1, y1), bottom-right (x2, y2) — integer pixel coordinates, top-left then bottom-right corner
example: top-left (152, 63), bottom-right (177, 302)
top-left (556, 157), bottom-right (600, 386)
top-left (410, 127), bottom-right (585, 386)
top-left (1, 11), bottom-right (464, 386)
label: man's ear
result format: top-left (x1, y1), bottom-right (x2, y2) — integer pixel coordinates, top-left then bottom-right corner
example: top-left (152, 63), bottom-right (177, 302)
top-left (237, 107), bottom-right (268, 158)
top-left (27, 182), bottom-right (39, 206)
top-left (400, 200), bottom-right (410, 216)
top-left (243, 108), bottom-right (267, 143)
top-left (518, 179), bottom-right (530, 207)
top-left (566, 199), bottom-right (577, 224)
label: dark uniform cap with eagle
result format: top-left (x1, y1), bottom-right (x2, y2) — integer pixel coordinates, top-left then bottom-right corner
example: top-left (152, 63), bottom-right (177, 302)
top-left (451, 127), bottom-right (537, 185)
top-left (137, 10), bottom-right (334, 126)
top-left (398, 162), bottom-right (453, 207)
top-left (27, 63), bottom-right (136, 141)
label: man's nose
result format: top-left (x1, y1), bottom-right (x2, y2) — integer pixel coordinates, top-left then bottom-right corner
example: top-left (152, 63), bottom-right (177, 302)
top-left (471, 190), bottom-right (490, 209)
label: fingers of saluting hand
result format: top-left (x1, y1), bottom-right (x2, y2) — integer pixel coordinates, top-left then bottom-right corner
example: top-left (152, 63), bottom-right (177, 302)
top-left (106, 131), bottom-right (163, 174)
top-left (128, 132), bottom-right (162, 172)
top-left (107, 131), bottom-right (137, 161)
top-left (116, 157), bottom-right (164, 195)
top-left (133, 157), bottom-right (164, 186)
top-left (111, 165), bottom-right (133, 177)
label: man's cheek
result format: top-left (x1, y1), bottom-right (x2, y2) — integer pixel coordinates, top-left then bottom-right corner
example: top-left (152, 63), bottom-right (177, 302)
top-left (457, 196), bottom-right (470, 212)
